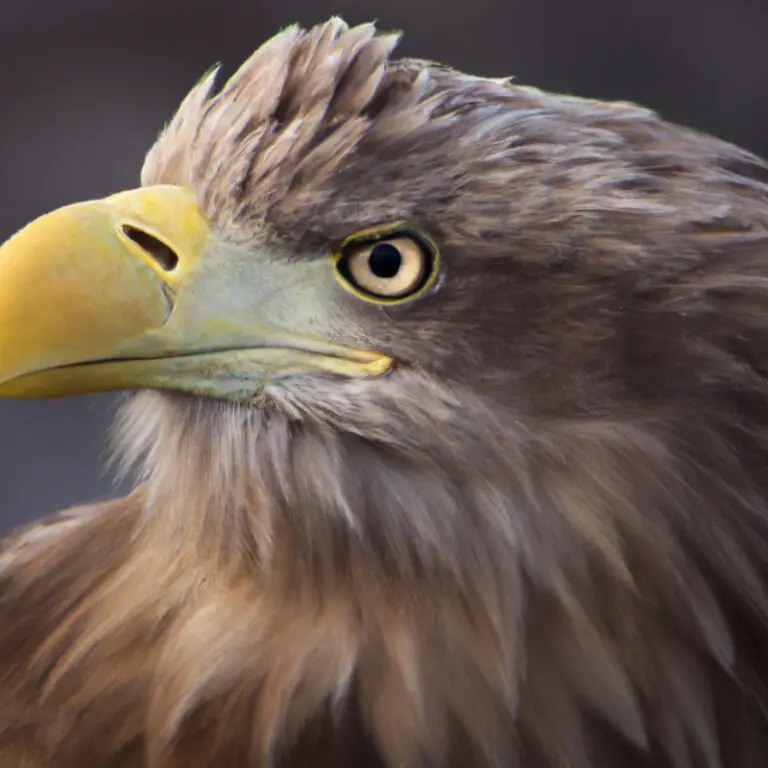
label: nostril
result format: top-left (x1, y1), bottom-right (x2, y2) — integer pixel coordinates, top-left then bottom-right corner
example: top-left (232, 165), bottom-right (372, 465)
top-left (121, 225), bottom-right (179, 272)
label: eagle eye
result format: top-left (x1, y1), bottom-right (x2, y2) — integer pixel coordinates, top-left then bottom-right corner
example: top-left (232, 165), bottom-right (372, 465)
top-left (333, 226), bottom-right (439, 305)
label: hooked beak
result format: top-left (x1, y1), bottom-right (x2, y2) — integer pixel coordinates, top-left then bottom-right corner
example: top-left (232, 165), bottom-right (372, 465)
top-left (0, 185), bottom-right (391, 401)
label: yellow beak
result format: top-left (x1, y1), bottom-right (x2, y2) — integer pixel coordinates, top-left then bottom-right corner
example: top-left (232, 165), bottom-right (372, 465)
top-left (0, 185), bottom-right (391, 400)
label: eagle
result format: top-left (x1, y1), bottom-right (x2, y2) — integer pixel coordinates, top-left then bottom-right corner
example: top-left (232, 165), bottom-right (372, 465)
top-left (1, 16), bottom-right (768, 768)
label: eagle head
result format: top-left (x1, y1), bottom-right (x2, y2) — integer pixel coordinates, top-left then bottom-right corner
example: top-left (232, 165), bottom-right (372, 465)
top-left (1, 17), bottom-right (768, 768)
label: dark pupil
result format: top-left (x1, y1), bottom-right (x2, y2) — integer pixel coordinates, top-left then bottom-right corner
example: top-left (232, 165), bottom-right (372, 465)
top-left (368, 242), bottom-right (402, 279)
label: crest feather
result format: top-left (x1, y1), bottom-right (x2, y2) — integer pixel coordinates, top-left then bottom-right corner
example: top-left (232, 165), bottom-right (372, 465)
top-left (140, 18), bottom-right (428, 236)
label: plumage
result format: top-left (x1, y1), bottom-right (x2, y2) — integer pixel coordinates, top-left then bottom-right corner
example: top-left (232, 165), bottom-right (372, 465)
top-left (2, 16), bottom-right (768, 767)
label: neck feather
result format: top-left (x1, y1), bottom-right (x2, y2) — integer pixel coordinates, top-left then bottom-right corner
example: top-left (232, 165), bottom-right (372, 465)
top-left (94, 382), bottom-right (767, 766)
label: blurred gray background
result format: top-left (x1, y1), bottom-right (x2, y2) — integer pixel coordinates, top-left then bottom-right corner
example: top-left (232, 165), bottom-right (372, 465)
top-left (1, 0), bottom-right (767, 532)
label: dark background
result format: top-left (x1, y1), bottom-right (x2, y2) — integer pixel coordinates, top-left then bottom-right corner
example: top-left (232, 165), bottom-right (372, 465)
top-left (1, 0), bottom-right (767, 532)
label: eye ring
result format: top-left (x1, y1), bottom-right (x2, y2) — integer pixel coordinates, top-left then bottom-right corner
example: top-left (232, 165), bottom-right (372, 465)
top-left (333, 224), bottom-right (440, 305)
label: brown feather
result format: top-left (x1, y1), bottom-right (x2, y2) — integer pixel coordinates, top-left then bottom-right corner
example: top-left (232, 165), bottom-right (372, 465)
top-left (3, 16), bottom-right (768, 768)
